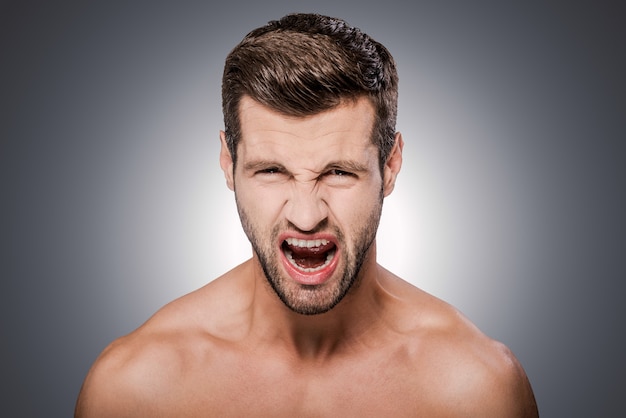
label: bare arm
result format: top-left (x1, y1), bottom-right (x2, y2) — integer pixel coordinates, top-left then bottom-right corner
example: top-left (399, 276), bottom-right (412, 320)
top-left (497, 345), bottom-right (539, 417)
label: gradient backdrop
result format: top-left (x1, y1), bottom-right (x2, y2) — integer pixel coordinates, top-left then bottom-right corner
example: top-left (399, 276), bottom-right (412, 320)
top-left (2, 1), bottom-right (624, 416)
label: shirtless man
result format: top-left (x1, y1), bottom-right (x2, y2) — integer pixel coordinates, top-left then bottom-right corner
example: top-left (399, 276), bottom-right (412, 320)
top-left (75, 13), bottom-right (538, 417)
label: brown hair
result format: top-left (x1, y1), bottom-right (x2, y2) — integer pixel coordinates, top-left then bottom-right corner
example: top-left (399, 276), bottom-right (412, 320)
top-left (222, 13), bottom-right (399, 170)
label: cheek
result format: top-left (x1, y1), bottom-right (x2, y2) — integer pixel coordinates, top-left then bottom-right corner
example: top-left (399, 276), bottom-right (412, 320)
top-left (327, 187), bottom-right (382, 227)
top-left (235, 181), bottom-right (287, 225)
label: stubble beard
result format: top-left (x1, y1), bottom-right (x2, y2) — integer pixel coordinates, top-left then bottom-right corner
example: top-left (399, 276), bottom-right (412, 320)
top-left (235, 195), bottom-right (383, 316)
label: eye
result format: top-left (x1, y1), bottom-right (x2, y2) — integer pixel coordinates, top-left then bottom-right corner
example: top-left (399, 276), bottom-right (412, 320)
top-left (327, 169), bottom-right (355, 177)
top-left (256, 167), bottom-right (282, 175)
top-left (253, 166), bottom-right (290, 184)
top-left (322, 168), bottom-right (359, 187)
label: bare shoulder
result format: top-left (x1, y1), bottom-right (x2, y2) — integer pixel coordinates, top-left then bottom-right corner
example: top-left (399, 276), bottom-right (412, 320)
top-left (424, 323), bottom-right (539, 417)
top-left (75, 263), bottom-right (252, 417)
top-left (74, 330), bottom-right (176, 417)
top-left (381, 271), bottom-right (538, 417)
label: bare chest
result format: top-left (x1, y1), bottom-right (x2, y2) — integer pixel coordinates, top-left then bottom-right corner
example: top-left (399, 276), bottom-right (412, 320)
top-left (163, 351), bottom-right (431, 417)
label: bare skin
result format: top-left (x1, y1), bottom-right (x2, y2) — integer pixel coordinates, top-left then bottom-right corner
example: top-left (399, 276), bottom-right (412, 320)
top-left (75, 98), bottom-right (538, 417)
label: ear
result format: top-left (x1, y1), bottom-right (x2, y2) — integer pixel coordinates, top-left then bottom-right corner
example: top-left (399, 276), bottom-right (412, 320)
top-left (383, 132), bottom-right (403, 197)
top-left (219, 130), bottom-right (235, 191)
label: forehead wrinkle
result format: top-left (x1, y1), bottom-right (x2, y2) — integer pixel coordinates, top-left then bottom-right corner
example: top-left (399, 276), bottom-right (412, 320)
top-left (239, 95), bottom-right (376, 142)
top-left (242, 125), bottom-right (357, 144)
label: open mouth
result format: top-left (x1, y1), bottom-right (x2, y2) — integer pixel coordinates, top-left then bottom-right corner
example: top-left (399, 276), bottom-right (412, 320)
top-left (281, 237), bottom-right (337, 273)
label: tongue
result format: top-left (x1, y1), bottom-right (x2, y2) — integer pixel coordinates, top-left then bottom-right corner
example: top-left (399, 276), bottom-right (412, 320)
top-left (293, 252), bottom-right (327, 269)
top-left (286, 242), bottom-right (335, 269)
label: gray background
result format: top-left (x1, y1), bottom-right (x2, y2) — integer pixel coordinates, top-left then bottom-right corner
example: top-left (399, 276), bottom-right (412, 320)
top-left (2, 0), bottom-right (624, 416)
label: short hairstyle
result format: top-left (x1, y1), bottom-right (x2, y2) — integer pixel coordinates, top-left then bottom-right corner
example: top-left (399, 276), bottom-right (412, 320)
top-left (221, 13), bottom-right (399, 170)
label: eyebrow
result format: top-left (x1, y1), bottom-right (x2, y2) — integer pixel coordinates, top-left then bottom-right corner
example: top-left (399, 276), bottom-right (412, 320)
top-left (242, 160), bottom-right (287, 172)
top-left (242, 159), bottom-right (370, 174)
top-left (324, 160), bottom-right (370, 173)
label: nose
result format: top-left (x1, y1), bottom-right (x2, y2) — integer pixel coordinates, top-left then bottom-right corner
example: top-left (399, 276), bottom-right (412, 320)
top-left (285, 181), bottom-right (328, 232)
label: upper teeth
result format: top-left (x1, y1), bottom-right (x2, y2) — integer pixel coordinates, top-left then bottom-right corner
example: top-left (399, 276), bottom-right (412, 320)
top-left (285, 238), bottom-right (329, 248)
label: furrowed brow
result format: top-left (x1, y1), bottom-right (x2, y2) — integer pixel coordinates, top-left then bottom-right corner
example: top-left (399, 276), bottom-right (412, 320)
top-left (325, 160), bottom-right (370, 173)
top-left (242, 160), bottom-right (287, 172)
top-left (242, 159), bottom-right (370, 175)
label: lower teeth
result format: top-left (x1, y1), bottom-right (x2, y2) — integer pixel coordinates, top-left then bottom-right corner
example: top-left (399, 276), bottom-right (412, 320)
top-left (285, 250), bottom-right (334, 273)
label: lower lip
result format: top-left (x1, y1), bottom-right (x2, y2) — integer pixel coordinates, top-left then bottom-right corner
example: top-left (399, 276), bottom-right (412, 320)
top-left (280, 247), bottom-right (340, 286)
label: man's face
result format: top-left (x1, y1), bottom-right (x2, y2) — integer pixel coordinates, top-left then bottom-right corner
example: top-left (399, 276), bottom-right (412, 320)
top-left (221, 96), bottom-right (399, 315)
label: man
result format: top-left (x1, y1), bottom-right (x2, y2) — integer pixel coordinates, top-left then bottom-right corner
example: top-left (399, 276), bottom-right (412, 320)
top-left (76, 13), bottom-right (538, 417)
